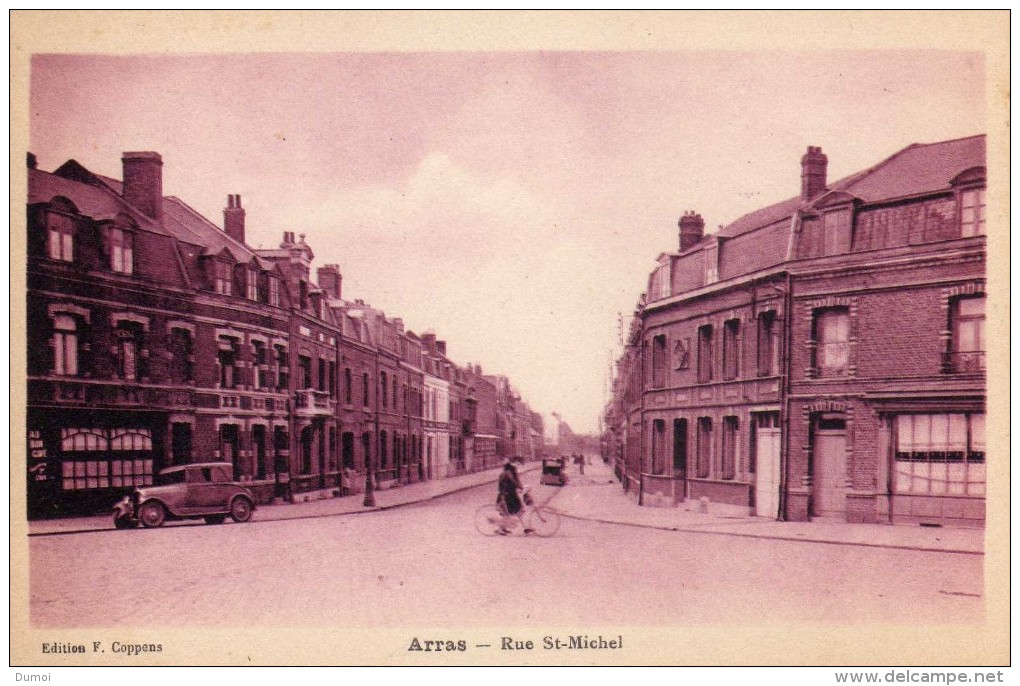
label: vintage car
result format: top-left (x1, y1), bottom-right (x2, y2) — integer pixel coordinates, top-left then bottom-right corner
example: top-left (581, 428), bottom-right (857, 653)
top-left (539, 457), bottom-right (568, 486)
top-left (126, 462), bottom-right (256, 528)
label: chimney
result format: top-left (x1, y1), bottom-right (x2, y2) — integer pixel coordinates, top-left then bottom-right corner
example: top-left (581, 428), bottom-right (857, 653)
top-left (678, 211), bottom-right (705, 252)
top-left (393, 318), bottom-right (404, 333)
top-left (121, 151), bottom-right (163, 219)
top-left (223, 194), bottom-right (246, 244)
top-left (27, 152), bottom-right (37, 170)
top-left (421, 332), bottom-right (436, 351)
top-left (801, 146), bottom-right (828, 201)
top-left (281, 231), bottom-right (296, 247)
top-left (436, 340), bottom-right (447, 356)
top-left (317, 264), bottom-right (343, 300)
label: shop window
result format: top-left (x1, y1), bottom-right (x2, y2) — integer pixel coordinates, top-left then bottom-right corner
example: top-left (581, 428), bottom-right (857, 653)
top-left (696, 417), bottom-right (712, 479)
top-left (946, 296), bottom-right (985, 373)
top-left (723, 319), bottom-right (740, 380)
top-left (813, 308), bottom-right (850, 376)
top-left (894, 414), bottom-right (985, 496)
top-left (757, 311), bottom-right (777, 376)
top-left (697, 325), bottom-right (714, 383)
top-left (52, 315), bottom-right (79, 376)
top-left (960, 188), bottom-right (986, 237)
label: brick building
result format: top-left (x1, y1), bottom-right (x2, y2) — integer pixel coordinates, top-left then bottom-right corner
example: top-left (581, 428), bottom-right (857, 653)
top-left (607, 135), bottom-right (987, 525)
top-left (26, 150), bottom-right (544, 517)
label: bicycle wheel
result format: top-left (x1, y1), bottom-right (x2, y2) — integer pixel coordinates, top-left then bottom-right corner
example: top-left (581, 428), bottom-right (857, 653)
top-left (524, 506), bottom-right (561, 537)
top-left (474, 504), bottom-right (505, 536)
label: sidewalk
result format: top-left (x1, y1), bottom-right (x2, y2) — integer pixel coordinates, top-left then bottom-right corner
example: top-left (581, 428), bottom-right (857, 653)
top-left (545, 460), bottom-right (984, 555)
top-left (28, 463), bottom-right (532, 536)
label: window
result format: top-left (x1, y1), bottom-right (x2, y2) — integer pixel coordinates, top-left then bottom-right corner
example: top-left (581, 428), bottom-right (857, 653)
top-left (215, 261), bottom-right (233, 295)
top-left (329, 361), bottom-right (337, 397)
top-left (381, 372), bottom-right (388, 408)
top-left (268, 277), bottom-right (281, 307)
top-left (651, 263), bottom-right (670, 300)
top-left (705, 242), bottom-right (718, 284)
top-left (344, 368), bottom-right (352, 404)
top-left (52, 315), bottom-right (78, 376)
top-left (116, 326), bottom-right (139, 381)
top-left (696, 417), bottom-right (713, 479)
top-left (651, 334), bottom-right (667, 388)
top-left (697, 325), bottom-right (714, 383)
top-left (47, 212), bottom-right (75, 262)
top-left (299, 355), bottom-right (312, 390)
top-left (252, 340), bottom-right (268, 389)
top-left (247, 268), bottom-right (259, 301)
top-left (168, 327), bottom-right (194, 383)
top-left (362, 373), bottom-right (370, 407)
top-left (960, 188), bottom-right (986, 237)
top-left (650, 419), bottom-right (666, 475)
top-left (721, 416), bottom-right (738, 480)
top-left (757, 311), bottom-right (777, 377)
top-left (393, 377), bottom-right (399, 412)
top-left (218, 337), bottom-right (238, 388)
top-left (318, 358), bottom-right (326, 392)
top-left (275, 345), bottom-right (289, 389)
top-left (107, 227), bottom-right (134, 274)
top-left (814, 308), bottom-right (849, 376)
top-left (947, 296), bottom-right (985, 373)
top-left (723, 319), bottom-right (740, 380)
top-left (380, 431), bottom-right (389, 470)
top-left (894, 414), bottom-right (985, 496)
top-left (59, 428), bottom-right (154, 490)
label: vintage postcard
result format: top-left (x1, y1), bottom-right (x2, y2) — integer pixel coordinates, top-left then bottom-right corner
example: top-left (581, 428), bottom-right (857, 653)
top-left (9, 11), bottom-right (1010, 669)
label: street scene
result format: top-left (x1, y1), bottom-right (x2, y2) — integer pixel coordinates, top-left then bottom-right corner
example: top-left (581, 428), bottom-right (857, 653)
top-left (15, 22), bottom-right (1003, 668)
top-left (30, 459), bottom-right (982, 628)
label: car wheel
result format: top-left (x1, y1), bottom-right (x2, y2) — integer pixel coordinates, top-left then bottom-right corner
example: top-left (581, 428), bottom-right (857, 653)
top-left (138, 501), bottom-right (166, 528)
top-left (204, 515), bottom-right (226, 525)
top-left (229, 496), bottom-right (253, 523)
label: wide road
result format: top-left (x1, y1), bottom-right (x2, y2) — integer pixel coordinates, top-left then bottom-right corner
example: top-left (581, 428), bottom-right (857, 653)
top-left (29, 474), bottom-right (982, 628)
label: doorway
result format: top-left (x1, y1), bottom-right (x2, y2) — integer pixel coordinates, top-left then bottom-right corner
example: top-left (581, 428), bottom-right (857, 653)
top-left (754, 417), bottom-right (781, 518)
top-left (811, 418), bottom-right (847, 518)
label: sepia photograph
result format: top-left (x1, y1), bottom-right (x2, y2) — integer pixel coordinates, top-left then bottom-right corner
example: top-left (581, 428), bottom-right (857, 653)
top-left (9, 10), bottom-right (1009, 671)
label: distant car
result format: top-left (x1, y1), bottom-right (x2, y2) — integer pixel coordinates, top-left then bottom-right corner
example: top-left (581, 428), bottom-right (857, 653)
top-left (130, 462), bottom-right (256, 528)
top-left (540, 458), bottom-right (567, 486)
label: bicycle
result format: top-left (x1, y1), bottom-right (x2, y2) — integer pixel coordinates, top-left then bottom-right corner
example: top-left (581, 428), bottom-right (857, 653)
top-left (474, 489), bottom-right (561, 537)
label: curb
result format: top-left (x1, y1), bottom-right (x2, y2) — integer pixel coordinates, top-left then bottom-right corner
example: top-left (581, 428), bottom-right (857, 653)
top-left (28, 465), bottom-right (535, 538)
top-left (547, 510), bottom-right (983, 556)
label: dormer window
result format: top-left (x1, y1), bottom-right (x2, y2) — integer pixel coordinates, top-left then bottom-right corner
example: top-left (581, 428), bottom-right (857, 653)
top-left (47, 211), bottom-right (75, 262)
top-left (215, 261), bottom-right (232, 295)
top-left (247, 267), bottom-right (259, 300)
top-left (705, 241), bottom-right (719, 284)
top-left (960, 188), bottom-right (986, 237)
top-left (106, 227), bottom-right (134, 274)
top-left (268, 277), bottom-right (280, 307)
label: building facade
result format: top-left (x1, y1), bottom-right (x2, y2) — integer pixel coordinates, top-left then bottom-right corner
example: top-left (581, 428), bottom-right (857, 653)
top-left (608, 136), bottom-right (987, 526)
top-left (25, 150), bottom-right (544, 517)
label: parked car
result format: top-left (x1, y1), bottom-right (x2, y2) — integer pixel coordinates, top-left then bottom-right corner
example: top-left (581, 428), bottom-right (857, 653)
top-left (539, 457), bottom-right (568, 486)
top-left (122, 462), bottom-right (256, 528)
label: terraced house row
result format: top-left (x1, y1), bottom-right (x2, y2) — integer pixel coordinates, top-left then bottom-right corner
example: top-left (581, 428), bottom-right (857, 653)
top-left (604, 135), bottom-right (987, 526)
top-left (25, 151), bottom-right (544, 518)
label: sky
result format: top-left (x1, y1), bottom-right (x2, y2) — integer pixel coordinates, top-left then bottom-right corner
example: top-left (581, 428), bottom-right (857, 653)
top-left (28, 51), bottom-right (985, 433)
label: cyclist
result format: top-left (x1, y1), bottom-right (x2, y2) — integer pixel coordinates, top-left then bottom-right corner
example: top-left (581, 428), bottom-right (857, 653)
top-left (496, 462), bottom-right (525, 535)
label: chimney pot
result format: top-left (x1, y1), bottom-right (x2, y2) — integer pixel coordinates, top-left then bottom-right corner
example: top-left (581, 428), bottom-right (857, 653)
top-left (224, 193), bottom-right (246, 244)
top-left (678, 211), bottom-right (705, 252)
top-left (801, 145), bottom-right (828, 201)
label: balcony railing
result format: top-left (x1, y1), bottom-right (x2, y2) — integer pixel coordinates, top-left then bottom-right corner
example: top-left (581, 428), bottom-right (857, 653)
top-left (294, 388), bottom-right (335, 417)
top-left (942, 350), bottom-right (985, 373)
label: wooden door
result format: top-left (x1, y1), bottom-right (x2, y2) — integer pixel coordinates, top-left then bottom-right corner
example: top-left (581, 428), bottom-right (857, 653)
top-left (755, 428), bottom-right (781, 518)
top-left (812, 430), bottom-right (847, 517)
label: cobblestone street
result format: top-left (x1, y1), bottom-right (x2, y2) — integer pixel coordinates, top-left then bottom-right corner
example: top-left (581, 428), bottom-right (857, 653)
top-left (30, 462), bottom-right (983, 629)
